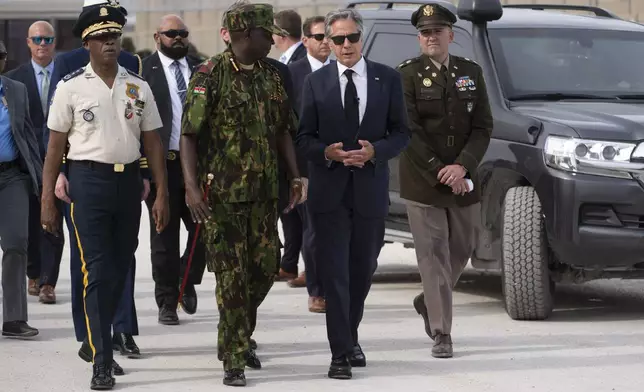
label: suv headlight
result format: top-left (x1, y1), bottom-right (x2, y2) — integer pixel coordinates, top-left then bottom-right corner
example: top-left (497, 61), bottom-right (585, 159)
top-left (543, 135), bottom-right (636, 179)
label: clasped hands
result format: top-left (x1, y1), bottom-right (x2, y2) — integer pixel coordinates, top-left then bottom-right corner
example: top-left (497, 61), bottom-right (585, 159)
top-left (438, 164), bottom-right (470, 196)
top-left (325, 140), bottom-right (375, 168)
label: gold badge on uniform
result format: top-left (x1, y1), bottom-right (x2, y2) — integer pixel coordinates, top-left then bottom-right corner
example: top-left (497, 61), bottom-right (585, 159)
top-left (100, 7), bottom-right (108, 16)
top-left (126, 83), bottom-right (140, 99)
top-left (423, 5), bottom-right (434, 16)
top-left (422, 78), bottom-right (432, 87)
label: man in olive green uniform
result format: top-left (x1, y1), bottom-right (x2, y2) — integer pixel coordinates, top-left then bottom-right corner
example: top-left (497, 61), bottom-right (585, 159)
top-left (397, 3), bottom-right (493, 358)
top-left (180, 3), bottom-right (303, 387)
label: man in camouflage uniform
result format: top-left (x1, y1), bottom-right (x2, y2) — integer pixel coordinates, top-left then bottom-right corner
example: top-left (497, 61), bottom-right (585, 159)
top-left (180, 3), bottom-right (303, 387)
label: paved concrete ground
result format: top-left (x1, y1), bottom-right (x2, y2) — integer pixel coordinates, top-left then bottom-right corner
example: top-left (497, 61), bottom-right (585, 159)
top-left (2, 209), bottom-right (644, 391)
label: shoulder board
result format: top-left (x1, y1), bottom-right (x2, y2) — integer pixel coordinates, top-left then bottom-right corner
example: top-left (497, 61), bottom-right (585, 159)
top-left (63, 67), bottom-right (84, 82)
top-left (397, 57), bottom-right (420, 70)
top-left (454, 55), bottom-right (479, 66)
top-left (194, 55), bottom-right (221, 75)
top-left (127, 69), bottom-right (144, 80)
top-left (260, 59), bottom-right (280, 76)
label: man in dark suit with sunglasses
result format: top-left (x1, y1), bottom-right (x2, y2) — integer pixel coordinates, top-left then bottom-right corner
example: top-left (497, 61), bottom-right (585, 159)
top-left (296, 8), bottom-right (409, 379)
top-left (5, 21), bottom-right (61, 305)
top-left (141, 14), bottom-right (205, 325)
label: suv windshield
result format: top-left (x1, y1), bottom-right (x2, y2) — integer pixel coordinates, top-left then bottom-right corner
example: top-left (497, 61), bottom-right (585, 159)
top-left (488, 28), bottom-right (644, 100)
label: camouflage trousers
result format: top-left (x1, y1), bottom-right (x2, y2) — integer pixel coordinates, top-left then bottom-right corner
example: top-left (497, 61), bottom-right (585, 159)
top-left (201, 200), bottom-right (279, 370)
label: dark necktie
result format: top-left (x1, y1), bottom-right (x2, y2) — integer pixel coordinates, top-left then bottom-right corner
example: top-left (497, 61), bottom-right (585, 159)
top-left (172, 61), bottom-right (187, 105)
top-left (440, 64), bottom-right (449, 83)
top-left (343, 69), bottom-right (359, 132)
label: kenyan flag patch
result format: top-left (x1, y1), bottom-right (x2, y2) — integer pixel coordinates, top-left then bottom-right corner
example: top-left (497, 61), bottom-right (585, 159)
top-left (193, 86), bottom-right (206, 95)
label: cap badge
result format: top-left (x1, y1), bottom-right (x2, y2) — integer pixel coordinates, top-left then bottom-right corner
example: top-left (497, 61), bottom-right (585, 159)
top-left (423, 5), bottom-right (434, 16)
top-left (100, 7), bottom-right (108, 16)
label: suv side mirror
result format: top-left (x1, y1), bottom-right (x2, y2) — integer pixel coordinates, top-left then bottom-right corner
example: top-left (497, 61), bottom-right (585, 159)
top-left (457, 0), bottom-right (503, 23)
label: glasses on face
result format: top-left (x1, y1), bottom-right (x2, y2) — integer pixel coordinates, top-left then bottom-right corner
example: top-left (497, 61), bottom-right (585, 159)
top-left (30, 36), bottom-right (55, 45)
top-left (160, 29), bottom-right (189, 39)
top-left (306, 33), bottom-right (325, 42)
top-left (329, 32), bottom-right (361, 46)
top-left (0, 53), bottom-right (6, 60)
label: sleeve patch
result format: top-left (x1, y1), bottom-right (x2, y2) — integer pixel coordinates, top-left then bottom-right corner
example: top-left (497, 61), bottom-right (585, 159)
top-left (193, 86), bottom-right (206, 95)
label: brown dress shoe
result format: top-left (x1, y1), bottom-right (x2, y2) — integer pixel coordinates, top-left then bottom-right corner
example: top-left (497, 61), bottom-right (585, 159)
top-left (288, 271), bottom-right (306, 288)
top-left (39, 285), bottom-right (56, 304)
top-left (308, 297), bottom-right (326, 313)
top-left (275, 268), bottom-right (297, 282)
top-left (28, 279), bottom-right (39, 296)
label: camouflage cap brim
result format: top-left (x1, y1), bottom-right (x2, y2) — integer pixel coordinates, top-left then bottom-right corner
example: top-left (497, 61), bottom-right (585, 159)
top-left (262, 24), bottom-right (288, 37)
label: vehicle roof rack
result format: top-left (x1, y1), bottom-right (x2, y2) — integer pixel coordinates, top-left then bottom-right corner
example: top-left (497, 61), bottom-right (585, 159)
top-left (503, 4), bottom-right (620, 19)
top-left (346, 0), bottom-right (457, 13)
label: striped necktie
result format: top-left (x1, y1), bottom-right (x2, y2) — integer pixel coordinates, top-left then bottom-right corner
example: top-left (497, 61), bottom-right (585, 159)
top-left (172, 61), bottom-right (187, 104)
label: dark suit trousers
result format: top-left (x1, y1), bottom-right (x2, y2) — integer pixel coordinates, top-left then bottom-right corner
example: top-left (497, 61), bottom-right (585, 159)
top-left (279, 208), bottom-right (302, 274)
top-left (67, 162), bottom-right (141, 366)
top-left (145, 158), bottom-right (205, 308)
top-left (26, 194), bottom-right (64, 286)
top-left (311, 176), bottom-right (384, 358)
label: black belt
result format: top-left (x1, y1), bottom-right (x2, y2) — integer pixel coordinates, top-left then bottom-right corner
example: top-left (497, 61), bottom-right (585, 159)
top-left (69, 160), bottom-right (138, 173)
top-left (0, 159), bottom-right (18, 172)
top-left (167, 150), bottom-right (179, 161)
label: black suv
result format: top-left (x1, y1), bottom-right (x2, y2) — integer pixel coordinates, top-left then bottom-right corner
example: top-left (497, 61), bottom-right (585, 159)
top-left (350, 0), bottom-right (644, 320)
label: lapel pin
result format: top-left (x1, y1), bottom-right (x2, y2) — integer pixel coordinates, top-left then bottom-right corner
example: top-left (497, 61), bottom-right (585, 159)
top-left (375, 77), bottom-right (380, 81)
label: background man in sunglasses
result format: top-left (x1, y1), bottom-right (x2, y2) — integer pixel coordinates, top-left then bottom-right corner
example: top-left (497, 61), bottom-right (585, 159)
top-left (285, 15), bottom-right (332, 312)
top-left (295, 8), bottom-right (410, 380)
top-left (5, 21), bottom-right (61, 305)
top-left (0, 39), bottom-right (43, 339)
top-left (141, 14), bottom-right (205, 325)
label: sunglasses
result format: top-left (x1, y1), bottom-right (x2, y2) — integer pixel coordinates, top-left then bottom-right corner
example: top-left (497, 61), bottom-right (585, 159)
top-left (329, 32), bottom-right (361, 46)
top-left (306, 33), bottom-right (325, 42)
top-left (160, 29), bottom-right (189, 39)
top-left (31, 36), bottom-right (55, 45)
top-left (0, 53), bottom-right (6, 60)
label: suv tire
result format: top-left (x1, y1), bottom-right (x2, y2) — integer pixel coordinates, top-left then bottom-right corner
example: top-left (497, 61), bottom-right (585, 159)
top-left (501, 186), bottom-right (554, 320)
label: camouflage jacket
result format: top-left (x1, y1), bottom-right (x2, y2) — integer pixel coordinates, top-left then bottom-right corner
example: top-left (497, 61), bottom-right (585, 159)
top-left (181, 50), bottom-right (296, 204)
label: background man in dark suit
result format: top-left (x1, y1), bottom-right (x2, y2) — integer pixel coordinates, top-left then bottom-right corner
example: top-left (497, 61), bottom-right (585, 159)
top-left (142, 14), bottom-right (205, 325)
top-left (46, 0), bottom-right (146, 362)
top-left (296, 8), bottom-right (410, 380)
top-left (0, 40), bottom-right (43, 338)
top-left (6, 20), bottom-right (62, 305)
top-left (285, 15), bottom-right (331, 313)
top-left (274, 9), bottom-right (306, 66)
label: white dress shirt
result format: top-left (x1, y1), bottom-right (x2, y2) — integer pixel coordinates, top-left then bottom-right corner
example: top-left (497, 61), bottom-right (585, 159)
top-left (336, 56), bottom-right (367, 124)
top-left (157, 50), bottom-right (190, 151)
top-left (279, 41), bottom-right (303, 64)
top-left (307, 54), bottom-right (330, 72)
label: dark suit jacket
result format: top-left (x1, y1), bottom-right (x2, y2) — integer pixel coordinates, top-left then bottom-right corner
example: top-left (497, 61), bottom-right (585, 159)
top-left (286, 43), bottom-right (307, 65)
top-left (5, 62), bottom-right (48, 158)
top-left (0, 76), bottom-right (43, 195)
top-left (142, 52), bottom-right (200, 154)
top-left (295, 59), bottom-right (410, 218)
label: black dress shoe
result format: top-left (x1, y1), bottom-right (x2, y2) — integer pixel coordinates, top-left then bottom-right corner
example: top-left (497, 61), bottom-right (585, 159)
top-left (158, 305), bottom-right (180, 325)
top-left (328, 356), bottom-right (352, 380)
top-left (90, 364), bottom-right (115, 390)
top-left (413, 293), bottom-right (434, 340)
top-left (249, 338), bottom-right (257, 350)
top-left (432, 334), bottom-right (453, 358)
top-left (223, 369), bottom-right (246, 387)
top-left (245, 349), bottom-right (261, 369)
top-left (180, 284), bottom-right (198, 315)
top-left (349, 345), bottom-right (366, 367)
top-left (2, 321), bottom-right (39, 338)
top-left (112, 333), bottom-right (141, 358)
top-left (79, 341), bottom-right (125, 376)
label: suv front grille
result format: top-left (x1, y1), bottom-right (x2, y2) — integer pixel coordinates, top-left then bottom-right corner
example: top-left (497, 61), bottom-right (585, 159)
top-left (580, 204), bottom-right (644, 229)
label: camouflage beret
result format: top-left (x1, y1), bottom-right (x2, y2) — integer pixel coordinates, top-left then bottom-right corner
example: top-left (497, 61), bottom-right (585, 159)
top-left (224, 3), bottom-right (287, 36)
top-left (411, 3), bottom-right (457, 31)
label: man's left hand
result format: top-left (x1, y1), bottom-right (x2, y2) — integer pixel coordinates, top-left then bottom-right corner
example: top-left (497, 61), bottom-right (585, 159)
top-left (142, 179), bottom-right (150, 201)
top-left (438, 164), bottom-right (466, 186)
top-left (344, 140), bottom-right (375, 167)
top-left (152, 193), bottom-right (170, 233)
top-left (284, 178), bottom-right (304, 213)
